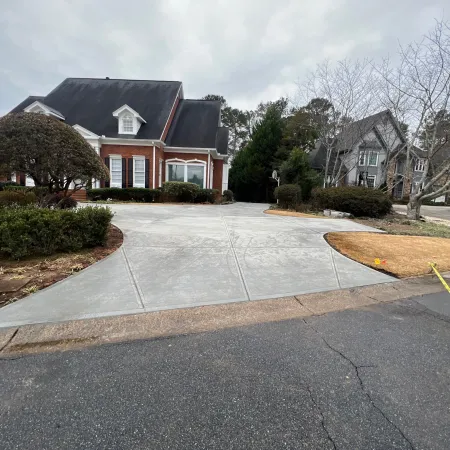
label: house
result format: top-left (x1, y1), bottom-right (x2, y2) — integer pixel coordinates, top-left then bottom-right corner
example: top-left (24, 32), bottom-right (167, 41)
top-left (309, 110), bottom-right (406, 189)
top-left (7, 78), bottom-right (229, 198)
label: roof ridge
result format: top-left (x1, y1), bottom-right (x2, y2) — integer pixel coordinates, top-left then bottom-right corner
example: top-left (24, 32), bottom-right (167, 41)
top-left (64, 77), bottom-right (182, 83)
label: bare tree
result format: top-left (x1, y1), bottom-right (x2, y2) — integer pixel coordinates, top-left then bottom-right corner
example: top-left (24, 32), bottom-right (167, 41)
top-left (377, 19), bottom-right (450, 219)
top-left (300, 59), bottom-right (381, 187)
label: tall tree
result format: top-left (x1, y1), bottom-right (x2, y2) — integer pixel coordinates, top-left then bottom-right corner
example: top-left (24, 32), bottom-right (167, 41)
top-left (203, 95), bottom-right (249, 157)
top-left (377, 19), bottom-right (450, 218)
top-left (229, 106), bottom-right (284, 202)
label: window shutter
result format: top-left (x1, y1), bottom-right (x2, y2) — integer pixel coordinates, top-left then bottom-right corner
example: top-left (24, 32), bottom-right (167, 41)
top-left (145, 159), bottom-right (150, 188)
top-left (104, 157), bottom-right (110, 188)
top-left (20, 173), bottom-right (26, 186)
top-left (122, 158), bottom-right (126, 188)
top-left (128, 158), bottom-right (133, 188)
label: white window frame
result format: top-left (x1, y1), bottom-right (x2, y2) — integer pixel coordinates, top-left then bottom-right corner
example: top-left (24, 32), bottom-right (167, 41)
top-left (109, 155), bottom-right (122, 188)
top-left (121, 114), bottom-right (134, 134)
top-left (366, 175), bottom-right (376, 189)
top-left (414, 158), bottom-right (425, 172)
top-left (133, 156), bottom-right (145, 188)
top-left (159, 159), bottom-right (163, 188)
top-left (165, 159), bottom-right (207, 188)
top-left (358, 151), bottom-right (378, 167)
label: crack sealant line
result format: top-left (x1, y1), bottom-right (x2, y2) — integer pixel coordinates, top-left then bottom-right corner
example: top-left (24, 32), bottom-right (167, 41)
top-left (221, 217), bottom-right (251, 301)
top-left (121, 247), bottom-right (145, 309)
top-left (329, 249), bottom-right (342, 289)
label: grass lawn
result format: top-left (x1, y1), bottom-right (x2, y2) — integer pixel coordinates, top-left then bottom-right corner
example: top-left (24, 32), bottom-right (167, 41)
top-left (0, 225), bottom-right (123, 308)
top-left (327, 231), bottom-right (450, 278)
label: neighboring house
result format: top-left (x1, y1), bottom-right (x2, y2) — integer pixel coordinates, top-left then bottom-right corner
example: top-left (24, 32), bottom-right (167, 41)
top-left (7, 78), bottom-right (229, 198)
top-left (309, 110), bottom-right (406, 189)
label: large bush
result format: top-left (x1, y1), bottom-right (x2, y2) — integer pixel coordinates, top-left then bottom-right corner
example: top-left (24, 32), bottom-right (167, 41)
top-left (312, 187), bottom-right (392, 218)
top-left (275, 184), bottom-right (302, 209)
top-left (0, 190), bottom-right (37, 207)
top-left (194, 189), bottom-right (220, 203)
top-left (223, 190), bottom-right (234, 202)
top-left (87, 187), bottom-right (161, 203)
top-left (0, 206), bottom-right (113, 259)
top-left (163, 182), bottom-right (200, 202)
top-left (0, 181), bottom-right (18, 191)
top-left (42, 192), bottom-right (78, 209)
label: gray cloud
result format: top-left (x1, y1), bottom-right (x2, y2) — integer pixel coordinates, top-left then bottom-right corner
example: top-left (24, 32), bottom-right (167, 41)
top-left (0, 0), bottom-right (448, 114)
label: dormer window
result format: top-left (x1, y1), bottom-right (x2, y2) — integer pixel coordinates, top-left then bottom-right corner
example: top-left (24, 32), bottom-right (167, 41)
top-left (112, 104), bottom-right (146, 136)
top-left (122, 114), bottom-right (134, 133)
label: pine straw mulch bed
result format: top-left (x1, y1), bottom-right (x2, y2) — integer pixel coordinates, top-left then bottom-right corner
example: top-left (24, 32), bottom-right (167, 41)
top-left (0, 225), bottom-right (123, 308)
top-left (326, 231), bottom-right (450, 278)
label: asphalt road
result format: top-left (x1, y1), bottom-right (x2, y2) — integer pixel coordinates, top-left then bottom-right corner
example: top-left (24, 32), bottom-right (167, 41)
top-left (394, 204), bottom-right (450, 220)
top-left (1, 293), bottom-right (450, 449)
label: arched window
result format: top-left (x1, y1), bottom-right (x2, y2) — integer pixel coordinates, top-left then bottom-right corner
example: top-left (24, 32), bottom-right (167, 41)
top-left (122, 114), bottom-right (134, 133)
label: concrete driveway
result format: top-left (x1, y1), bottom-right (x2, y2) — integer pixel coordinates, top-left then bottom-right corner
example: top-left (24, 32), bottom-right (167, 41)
top-left (0, 203), bottom-right (393, 328)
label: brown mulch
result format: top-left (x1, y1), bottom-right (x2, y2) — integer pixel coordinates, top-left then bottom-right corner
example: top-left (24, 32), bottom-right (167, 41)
top-left (0, 225), bottom-right (123, 308)
top-left (326, 232), bottom-right (450, 278)
top-left (264, 209), bottom-right (327, 219)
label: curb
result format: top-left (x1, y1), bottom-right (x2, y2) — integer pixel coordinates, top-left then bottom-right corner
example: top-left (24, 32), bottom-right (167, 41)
top-left (0, 276), bottom-right (445, 357)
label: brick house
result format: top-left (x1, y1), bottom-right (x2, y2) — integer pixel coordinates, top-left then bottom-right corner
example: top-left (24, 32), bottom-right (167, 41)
top-left (7, 78), bottom-right (229, 198)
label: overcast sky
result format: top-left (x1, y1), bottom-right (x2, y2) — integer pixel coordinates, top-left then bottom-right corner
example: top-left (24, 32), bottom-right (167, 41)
top-left (0, 0), bottom-right (447, 115)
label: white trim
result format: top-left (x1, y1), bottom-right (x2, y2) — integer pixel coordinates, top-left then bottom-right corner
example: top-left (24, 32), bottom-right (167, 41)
top-left (165, 159), bottom-right (207, 188)
top-left (164, 147), bottom-right (227, 160)
top-left (24, 101), bottom-right (65, 120)
top-left (160, 84), bottom-right (182, 140)
top-left (73, 124), bottom-right (99, 138)
top-left (132, 155), bottom-right (145, 188)
top-left (112, 104), bottom-right (146, 123)
top-left (109, 155), bottom-right (122, 188)
top-left (358, 150), bottom-right (379, 167)
top-left (159, 159), bottom-right (163, 188)
top-left (100, 137), bottom-right (163, 146)
top-left (414, 158), bottom-right (426, 172)
top-left (207, 151), bottom-right (211, 188)
top-left (152, 147), bottom-right (156, 189)
top-left (367, 175), bottom-right (376, 189)
top-left (166, 146), bottom-right (216, 151)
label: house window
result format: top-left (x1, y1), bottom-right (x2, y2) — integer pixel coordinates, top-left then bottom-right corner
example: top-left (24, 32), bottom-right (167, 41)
top-left (358, 151), bottom-right (378, 166)
top-left (133, 157), bottom-right (145, 188)
top-left (168, 164), bottom-right (185, 182)
top-left (25, 176), bottom-right (35, 187)
top-left (367, 175), bottom-right (376, 189)
top-left (10, 173), bottom-right (16, 183)
top-left (414, 158), bottom-right (425, 172)
top-left (122, 115), bottom-right (134, 133)
top-left (166, 162), bottom-right (206, 188)
top-left (110, 156), bottom-right (122, 188)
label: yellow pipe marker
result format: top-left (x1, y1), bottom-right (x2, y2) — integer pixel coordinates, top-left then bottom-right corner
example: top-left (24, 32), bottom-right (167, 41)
top-left (428, 262), bottom-right (450, 294)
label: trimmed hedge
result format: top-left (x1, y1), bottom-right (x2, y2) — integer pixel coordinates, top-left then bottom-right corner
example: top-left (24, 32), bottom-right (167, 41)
top-left (86, 187), bottom-right (161, 202)
top-left (194, 189), bottom-right (220, 203)
top-left (4, 185), bottom-right (48, 198)
top-left (0, 190), bottom-right (37, 206)
top-left (0, 181), bottom-right (19, 191)
top-left (163, 182), bottom-right (200, 202)
top-left (223, 190), bottom-right (234, 202)
top-left (312, 186), bottom-right (392, 218)
top-left (0, 206), bottom-right (113, 259)
top-left (275, 184), bottom-right (302, 209)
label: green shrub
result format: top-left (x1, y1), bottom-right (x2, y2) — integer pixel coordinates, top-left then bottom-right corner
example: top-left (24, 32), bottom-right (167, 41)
top-left (0, 181), bottom-right (19, 191)
top-left (275, 184), bottom-right (302, 209)
top-left (194, 189), bottom-right (220, 203)
top-left (86, 188), bottom-right (161, 202)
top-left (4, 185), bottom-right (48, 199)
top-left (163, 182), bottom-right (200, 202)
top-left (223, 190), bottom-right (234, 202)
top-left (0, 190), bottom-right (37, 206)
top-left (0, 206), bottom-right (113, 259)
top-left (312, 186), bottom-right (392, 218)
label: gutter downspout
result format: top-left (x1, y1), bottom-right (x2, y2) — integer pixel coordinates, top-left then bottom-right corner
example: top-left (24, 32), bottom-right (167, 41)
top-left (207, 150), bottom-right (211, 188)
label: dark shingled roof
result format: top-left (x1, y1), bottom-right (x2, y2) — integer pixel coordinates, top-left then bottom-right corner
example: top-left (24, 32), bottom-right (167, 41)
top-left (10, 78), bottom-right (182, 139)
top-left (9, 95), bottom-right (45, 113)
top-left (215, 127), bottom-right (229, 155)
top-left (165, 99), bottom-right (221, 149)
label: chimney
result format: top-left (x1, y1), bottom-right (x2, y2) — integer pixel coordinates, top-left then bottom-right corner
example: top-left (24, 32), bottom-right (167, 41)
top-left (106, 77), bottom-right (110, 80)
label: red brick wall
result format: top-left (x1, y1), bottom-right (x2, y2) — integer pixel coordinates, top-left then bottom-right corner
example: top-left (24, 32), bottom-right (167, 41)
top-left (155, 146), bottom-right (164, 188)
top-left (213, 159), bottom-right (223, 192)
top-left (101, 144), bottom-right (154, 188)
top-left (160, 96), bottom-right (180, 141)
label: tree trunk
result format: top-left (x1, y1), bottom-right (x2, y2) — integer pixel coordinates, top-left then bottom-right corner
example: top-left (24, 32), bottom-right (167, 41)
top-left (406, 196), bottom-right (421, 220)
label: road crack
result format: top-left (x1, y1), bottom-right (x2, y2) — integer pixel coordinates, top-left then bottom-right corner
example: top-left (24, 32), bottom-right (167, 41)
top-left (0, 328), bottom-right (18, 353)
top-left (302, 318), bottom-right (416, 450)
